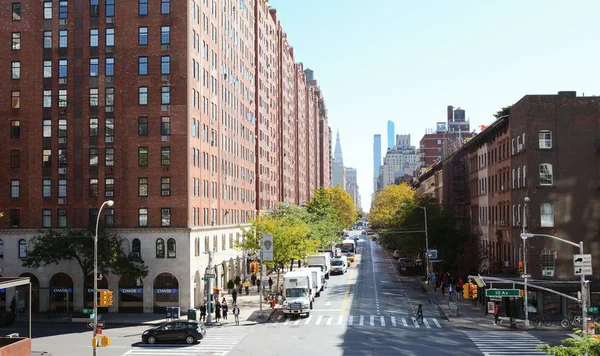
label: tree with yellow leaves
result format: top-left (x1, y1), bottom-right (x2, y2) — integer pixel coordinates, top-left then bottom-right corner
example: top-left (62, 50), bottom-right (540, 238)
top-left (323, 186), bottom-right (358, 229)
top-left (368, 183), bottom-right (414, 229)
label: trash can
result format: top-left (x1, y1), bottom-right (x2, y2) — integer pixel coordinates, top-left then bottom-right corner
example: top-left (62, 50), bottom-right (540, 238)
top-left (188, 308), bottom-right (198, 321)
top-left (448, 302), bottom-right (459, 317)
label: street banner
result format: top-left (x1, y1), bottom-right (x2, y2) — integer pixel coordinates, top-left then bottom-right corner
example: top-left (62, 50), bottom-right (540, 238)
top-left (263, 233), bottom-right (273, 261)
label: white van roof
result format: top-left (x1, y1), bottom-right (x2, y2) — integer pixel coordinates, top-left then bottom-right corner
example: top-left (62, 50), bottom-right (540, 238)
top-left (284, 270), bottom-right (312, 278)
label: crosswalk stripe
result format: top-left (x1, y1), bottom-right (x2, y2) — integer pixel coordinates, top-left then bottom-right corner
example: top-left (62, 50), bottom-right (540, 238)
top-left (304, 315), bottom-right (312, 325)
top-left (370, 315), bottom-right (375, 326)
top-left (326, 316), bottom-right (332, 325)
top-left (380, 316), bottom-right (385, 327)
top-left (402, 317), bottom-right (408, 326)
top-left (293, 318), bottom-right (301, 325)
top-left (283, 318), bottom-right (291, 325)
top-left (423, 319), bottom-right (430, 328)
top-left (316, 315), bottom-right (323, 325)
top-left (465, 331), bottom-right (546, 355)
top-left (359, 315), bottom-right (364, 326)
top-left (348, 315), bottom-right (353, 325)
top-left (412, 317), bottom-right (420, 328)
top-left (432, 318), bottom-right (441, 328)
top-left (275, 315), bottom-right (283, 323)
top-left (391, 316), bottom-right (396, 326)
top-left (337, 315), bottom-right (343, 325)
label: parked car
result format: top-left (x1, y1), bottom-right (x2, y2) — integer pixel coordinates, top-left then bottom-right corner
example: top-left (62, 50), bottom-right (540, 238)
top-left (392, 250), bottom-right (401, 259)
top-left (142, 321), bottom-right (206, 345)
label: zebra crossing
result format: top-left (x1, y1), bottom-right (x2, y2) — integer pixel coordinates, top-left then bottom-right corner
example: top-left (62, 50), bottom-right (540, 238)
top-left (464, 330), bottom-right (547, 355)
top-left (122, 327), bottom-right (248, 356)
top-left (271, 313), bottom-right (444, 329)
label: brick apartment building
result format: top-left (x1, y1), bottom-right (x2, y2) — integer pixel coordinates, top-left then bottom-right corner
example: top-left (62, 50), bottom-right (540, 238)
top-left (418, 91), bottom-right (600, 319)
top-left (0, 0), bottom-right (331, 314)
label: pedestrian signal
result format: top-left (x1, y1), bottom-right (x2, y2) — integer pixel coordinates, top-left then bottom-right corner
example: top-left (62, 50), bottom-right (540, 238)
top-left (463, 283), bottom-right (470, 299)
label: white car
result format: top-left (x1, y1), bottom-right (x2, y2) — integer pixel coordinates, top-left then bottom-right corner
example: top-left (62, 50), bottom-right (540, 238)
top-left (330, 256), bottom-right (348, 275)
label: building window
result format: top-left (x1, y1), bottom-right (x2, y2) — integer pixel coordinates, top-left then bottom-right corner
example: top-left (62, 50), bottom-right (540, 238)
top-left (90, 29), bottom-right (98, 47)
top-left (105, 87), bottom-right (114, 107)
top-left (540, 203), bottom-right (554, 227)
top-left (89, 178), bottom-right (99, 197)
top-left (104, 118), bottom-right (114, 138)
top-left (90, 0), bottom-right (99, 17)
top-left (42, 90), bottom-right (52, 108)
top-left (167, 238), bottom-right (176, 258)
top-left (89, 58), bottom-right (99, 76)
top-left (11, 90), bottom-right (20, 109)
top-left (161, 56), bottom-right (170, 74)
top-left (139, 0), bottom-right (148, 15)
top-left (161, 208), bottom-right (171, 227)
top-left (161, 86), bottom-right (170, 105)
top-left (138, 87), bottom-right (148, 105)
top-left (10, 150), bottom-right (20, 168)
top-left (57, 209), bottom-right (67, 227)
top-left (43, 120), bottom-right (52, 137)
top-left (11, 180), bottom-right (20, 198)
top-left (138, 117), bottom-right (148, 136)
top-left (105, 58), bottom-right (114, 76)
top-left (132, 238), bottom-right (141, 258)
top-left (138, 57), bottom-right (148, 75)
top-left (42, 179), bottom-right (51, 197)
top-left (523, 165), bottom-right (527, 187)
top-left (12, 2), bottom-right (22, 21)
top-left (11, 211), bottom-right (21, 229)
top-left (89, 88), bottom-right (99, 106)
top-left (161, 147), bottom-right (171, 166)
top-left (161, 26), bottom-right (170, 44)
top-left (161, 177), bottom-right (171, 196)
top-left (106, 28), bottom-right (114, 47)
top-left (12, 32), bottom-right (21, 50)
top-left (44, 31), bottom-right (52, 48)
top-left (59, 59), bottom-right (68, 77)
top-left (161, 0), bottom-right (170, 14)
top-left (156, 238), bottom-right (165, 258)
top-left (90, 118), bottom-right (98, 136)
top-left (18, 239), bottom-right (27, 256)
top-left (59, 1), bottom-right (68, 18)
top-left (106, 0), bottom-right (114, 17)
top-left (105, 178), bottom-right (114, 197)
top-left (89, 147), bottom-right (98, 166)
top-left (539, 163), bottom-right (553, 186)
top-left (138, 27), bottom-right (148, 45)
top-left (539, 130), bottom-right (552, 149)
top-left (42, 149), bottom-right (52, 167)
top-left (58, 149), bottom-right (67, 168)
top-left (59, 30), bottom-right (68, 47)
top-left (44, 1), bottom-right (53, 19)
top-left (105, 148), bottom-right (114, 167)
top-left (43, 60), bottom-right (52, 78)
top-left (88, 208), bottom-right (99, 227)
top-left (138, 147), bottom-right (148, 166)
top-left (58, 179), bottom-right (67, 197)
top-left (58, 89), bottom-right (68, 107)
top-left (541, 249), bottom-right (556, 274)
top-left (12, 61), bottom-right (20, 79)
top-left (139, 208), bottom-right (148, 227)
top-left (104, 208), bottom-right (114, 227)
top-left (11, 120), bottom-right (20, 138)
top-left (138, 177), bottom-right (148, 196)
top-left (42, 210), bottom-right (52, 228)
top-left (161, 116), bottom-right (171, 135)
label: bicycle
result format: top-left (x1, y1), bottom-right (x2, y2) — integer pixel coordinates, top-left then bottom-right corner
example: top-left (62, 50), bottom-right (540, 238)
top-left (530, 316), bottom-right (553, 327)
top-left (560, 315), bottom-right (583, 329)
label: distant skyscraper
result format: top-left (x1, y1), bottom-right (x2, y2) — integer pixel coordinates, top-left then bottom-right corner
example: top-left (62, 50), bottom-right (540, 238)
top-left (387, 120), bottom-right (395, 149)
top-left (332, 131), bottom-right (346, 188)
top-left (373, 134), bottom-right (382, 193)
top-left (334, 130), bottom-right (343, 164)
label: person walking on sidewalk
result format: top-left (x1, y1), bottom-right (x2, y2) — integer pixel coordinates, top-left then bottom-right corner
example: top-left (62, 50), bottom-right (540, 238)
top-left (268, 277), bottom-right (273, 292)
top-left (232, 304), bottom-right (240, 326)
top-left (238, 281), bottom-right (243, 294)
top-left (251, 274), bottom-right (257, 286)
top-left (243, 279), bottom-right (250, 295)
top-left (221, 299), bottom-right (228, 320)
top-left (448, 284), bottom-right (453, 301)
top-left (493, 303), bottom-right (500, 325)
top-left (416, 304), bottom-right (424, 322)
top-left (232, 288), bottom-right (238, 305)
top-left (441, 282), bottom-right (446, 297)
top-left (215, 300), bottom-right (221, 322)
top-left (199, 303), bottom-right (207, 323)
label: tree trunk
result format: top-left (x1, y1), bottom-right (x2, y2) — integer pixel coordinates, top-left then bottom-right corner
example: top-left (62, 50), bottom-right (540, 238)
top-left (289, 259), bottom-right (294, 271)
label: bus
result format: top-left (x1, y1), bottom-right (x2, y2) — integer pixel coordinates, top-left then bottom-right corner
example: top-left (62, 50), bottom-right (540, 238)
top-left (341, 239), bottom-right (356, 253)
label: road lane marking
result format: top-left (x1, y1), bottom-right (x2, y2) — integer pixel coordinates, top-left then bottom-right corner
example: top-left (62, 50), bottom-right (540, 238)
top-left (391, 316), bottom-right (396, 326)
top-left (337, 315), bottom-right (343, 325)
top-left (325, 301), bottom-right (331, 306)
top-left (326, 316), bottom-right (332, 325)
top-left (283, 318), bottom-right (291, 325)
top-left (316, 315), bottom-right (323, 325)
top-left (432, 318), bottom-right (441, 328)
top-left (402, 317), bottom-right (408, 326)
top-left (412, 317), bottom-right (420, 328)
top-left (304, 315), bottom-right (312, 325)
top-left (293, 319), bottom-right (301, 325)
top-left (348, 315), bottom-right (353, 325)
top-left (423, 319), bottom-right (431, 328)
top-left (359, 315), bottom-right (364, 326)
top-left (370, 315), bottom-right (374, 326)
top-left (339, 261), bottom-right (357, 316)
top-left (380, 316), bottom-right (385, 327)
top-left (275, 315), bottom-right (283, 323)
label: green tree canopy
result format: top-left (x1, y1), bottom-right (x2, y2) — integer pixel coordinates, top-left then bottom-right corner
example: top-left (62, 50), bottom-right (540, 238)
top-left (368, 183), bottom-right (414, 229)
top-left (537, 329), bottom-right (600, 355)
top-left (324, 186), bottom-right (358, 229)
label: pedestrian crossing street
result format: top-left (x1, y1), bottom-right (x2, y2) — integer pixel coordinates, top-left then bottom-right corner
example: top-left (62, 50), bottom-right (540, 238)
top-left (464, 330), bottom-right (547, 355)
top-left (121, 327), bottom-right (248, 356)
top-left (271, 314), bottom-right (445, 329)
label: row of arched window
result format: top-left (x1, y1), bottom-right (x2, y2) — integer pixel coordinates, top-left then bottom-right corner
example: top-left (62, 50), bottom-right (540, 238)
top-left (156, 238), bottom-right (176, 258)
top-left (0, 239), bottom-right (28, 259)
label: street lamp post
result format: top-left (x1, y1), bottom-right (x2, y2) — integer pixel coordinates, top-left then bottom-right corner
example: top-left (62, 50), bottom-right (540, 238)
top-left (521, 232), bottom-right (588, 334)
top-left (402, 202), bottom-right (429, 278)
top-left (522, 197), bottom-right (530, 328)
top-left (93, 200), bottom-right (114, 355)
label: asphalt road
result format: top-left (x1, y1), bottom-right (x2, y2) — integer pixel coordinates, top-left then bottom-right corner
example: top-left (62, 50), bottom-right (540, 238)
top-left (3, 230), bottom-right (570, 355)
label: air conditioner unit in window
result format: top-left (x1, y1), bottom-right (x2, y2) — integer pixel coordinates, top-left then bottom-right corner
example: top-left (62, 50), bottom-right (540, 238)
top-left (58, 198), bottom-right (66, 204)
top-left (105, 136), bottom-right (114, 143)
top-left (106, 76), bottom-right (113, 83)
top-left (500, 220), bottom-right (505, 225)
top-left (58, 137), bottom-right (67, 144)
top-left (161, 135), bottom-right (170, 141)
top-left (105, 106), bottom-right (114, 112)
top-left (161, 105), bottom-right (170, 111)
top-left (542, 270), bottom-right (554, 277)
top-left (58, 168), bottom-right (66, 175)
top-left (58, 78), bottom-right (67, 85)
top-left (106, 46), bottom-right (114, 53)
top-left (162, 75), bottom-right (170, 82)
top-left (59, 19), bottom-right (67, 25)
top-left (106, 17), bottom-right (114, 23)
top-left (161, 45), bottom-right (170, 51)
top-left (105, 191), bottom-right (114, 197)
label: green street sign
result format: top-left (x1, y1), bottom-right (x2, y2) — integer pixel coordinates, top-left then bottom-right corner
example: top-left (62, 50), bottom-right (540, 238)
top-left (485, 289), bottom-right (521, 297)
top-left (89, 313), bottom-right (95, 319)
top-left (588, 307), bottom-right (599, 313)
top-left (83, 308), bottom-right (93, 314)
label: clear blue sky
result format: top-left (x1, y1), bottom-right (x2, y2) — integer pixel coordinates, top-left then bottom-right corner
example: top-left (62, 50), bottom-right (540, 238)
top-left (270, 0), bottom-right (600, 212)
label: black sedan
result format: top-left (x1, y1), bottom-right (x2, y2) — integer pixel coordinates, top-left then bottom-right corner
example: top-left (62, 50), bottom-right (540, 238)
top-left (142, 321), bottom-right (206, 345)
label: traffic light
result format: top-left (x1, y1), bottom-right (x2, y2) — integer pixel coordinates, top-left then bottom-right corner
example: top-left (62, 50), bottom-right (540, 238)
top-left (92, 336), bottom-right (110, 348)
top-left (463, 283), bottom-right (470, 299)
top-left (518, 261), bottom-right (524, 274)
top-left (98, 290), bottom-right (106, 307)
top-left (99, 290), bottom-right (114, 307)
top-left (251, 262), bottom-right (260, 275)
top-left (469, 284), bottom-right (478, 300)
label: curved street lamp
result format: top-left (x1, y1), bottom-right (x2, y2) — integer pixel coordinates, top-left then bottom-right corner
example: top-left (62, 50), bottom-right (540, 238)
top-left (93, 200), bottom-right (114, 355)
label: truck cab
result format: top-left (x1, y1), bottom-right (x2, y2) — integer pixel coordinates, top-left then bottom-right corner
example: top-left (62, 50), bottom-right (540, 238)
top-left (298, 267), bottom-right (326, 296)
top-left (282, 271), bottom-right (314, 317)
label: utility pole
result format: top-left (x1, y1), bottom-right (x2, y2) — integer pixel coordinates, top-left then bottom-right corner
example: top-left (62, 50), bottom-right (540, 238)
top-left (523, 197), bottom-right (529, 328)
top-left (424, 206), bottom-right (429, 278)
top-left (579, 241), bottom-right (587, 334)
top-left (259, 226), bottom-right (264, 316)
top-left (206, 251), bottom-right (213, 325)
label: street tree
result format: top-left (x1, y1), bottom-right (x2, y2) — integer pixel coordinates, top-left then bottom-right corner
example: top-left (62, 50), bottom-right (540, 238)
top-left (537, 329), bottom-right (600, 355)
top-left (368, 183), bottom-right (414, 229)
top-left (324, 186), bottom-right (358, 229)
top-left (22, 228), bottom-right (149, 306)
top-left (306, 187), bottom-right (341, 249)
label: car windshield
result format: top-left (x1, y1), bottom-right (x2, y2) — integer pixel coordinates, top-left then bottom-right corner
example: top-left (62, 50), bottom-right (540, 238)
top-left (332, 260), bottom-right (343, 266)
top-left (286, 288), bottom-right (307, 298)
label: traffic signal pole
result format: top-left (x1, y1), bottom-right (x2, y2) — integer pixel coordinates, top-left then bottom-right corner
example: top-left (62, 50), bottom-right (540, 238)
top-left (259, 226), bottom-right (263, 316)
top-left (522, 197), bottom-right (529, 328)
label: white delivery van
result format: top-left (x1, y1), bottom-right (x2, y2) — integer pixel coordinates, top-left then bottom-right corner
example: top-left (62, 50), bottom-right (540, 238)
top-left (282, 270), bottom-right (314, 317)
top-left (298, 267), bottom-right (326, 296)
top-left (330, 256), bottom-right (348, 275)
top-left (307, 254), bottom-right (331, 279)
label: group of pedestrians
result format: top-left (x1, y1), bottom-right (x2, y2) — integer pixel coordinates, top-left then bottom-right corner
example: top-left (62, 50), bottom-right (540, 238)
top-left (199, 296), bottom-right (242, 326)
top-left (428, 272), bottom-right (466, 302)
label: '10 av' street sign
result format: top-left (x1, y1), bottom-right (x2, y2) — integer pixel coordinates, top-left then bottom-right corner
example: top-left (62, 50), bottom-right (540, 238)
top-left (485, 289), bottom-right (522, 297)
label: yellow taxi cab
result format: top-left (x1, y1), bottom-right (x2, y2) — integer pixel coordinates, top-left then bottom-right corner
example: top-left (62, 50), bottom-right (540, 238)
top-left (346, 253), bottom-right (355, 263)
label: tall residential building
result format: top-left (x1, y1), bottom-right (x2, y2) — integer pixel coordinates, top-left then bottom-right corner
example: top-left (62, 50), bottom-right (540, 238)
top-left (373, 134), bottom-right (381, 193)
top-left (0, 0), bottom-right (331, 315)
top-left (304, 69), bottom-right (320, 201)
top-left (380, 135), bottom-right (420, 189)
top-left (345, 167), bottom-right (361, 210)
top-left (331, 131), bottom-right (345, 188)
top-left (387, 120), bottom-right (395, 149)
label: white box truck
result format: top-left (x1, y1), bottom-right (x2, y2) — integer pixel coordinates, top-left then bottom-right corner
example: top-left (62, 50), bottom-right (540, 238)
top-left (307, 254), bottom-right (331, 279)
top-left (298, 267), bottom-right (326, 296)
top-left (282, 271), bottom-right (314, 317)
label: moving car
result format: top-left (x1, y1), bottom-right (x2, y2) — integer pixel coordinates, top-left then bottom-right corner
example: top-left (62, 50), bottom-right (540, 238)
top-left (331, 256), bottom-right (348, 275)
top-left (142, 321), bottom-right (206, 345)
top-left (346, 253), bottom-right (355, 263)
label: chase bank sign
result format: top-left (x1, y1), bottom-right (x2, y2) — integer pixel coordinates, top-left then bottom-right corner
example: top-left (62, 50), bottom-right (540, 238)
top-left (155, 288), bottom-right (178, 294)
top-left (120, 288), bottom-right (143, 294)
